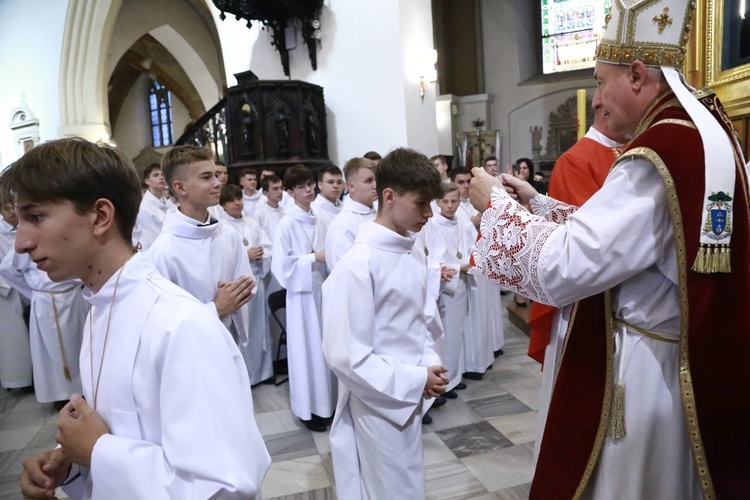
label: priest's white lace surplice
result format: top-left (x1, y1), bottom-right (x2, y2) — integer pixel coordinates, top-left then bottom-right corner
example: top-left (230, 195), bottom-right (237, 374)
top-left (471, 187), bottom-right (577, 306)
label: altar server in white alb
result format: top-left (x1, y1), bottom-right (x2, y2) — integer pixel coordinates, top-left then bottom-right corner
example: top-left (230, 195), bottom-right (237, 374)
top-left (0, 199), bottom-right (32, 390)
top-left (310, 164), bottom-right (344, 234)
top-left (133, 164), bottom-right (176, 250)
top-left (259, 166), bottom-right (293, 209)
top-left (220, 184), bottom-right (274, 385)
top-left (324, 157), bottom-right (377, 270)
top-left (0, 247), bottom-right (87, 407)
top-left (9, 138), bottom-right (270, 499)
top-left (255, 174), bottom-right (286, 240)
top-left (148, 145), bottom-right (256, 347)
top-left (323, 148), bottom-right (448, 500)
top-left (421, 183), bottom-right (478, 398)
top-left (272, 164), bottom-right (334, 432)
top-left (240, 168), bottom-right (264, 217)
top-left (450, 167), bottom-right (494, 378)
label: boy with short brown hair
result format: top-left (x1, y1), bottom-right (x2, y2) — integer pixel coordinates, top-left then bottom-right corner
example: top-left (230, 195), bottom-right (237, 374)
top-left (150, 145), bottom-right (256, 339)
top-left (271, 165), bottom-right (334, 432)
top-left (322, 148), bottom-right (447, 499)
top-left (5, 138), bottom-right (269, 498)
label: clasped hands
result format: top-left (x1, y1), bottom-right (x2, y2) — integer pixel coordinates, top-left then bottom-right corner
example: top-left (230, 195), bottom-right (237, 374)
top-left (20, 394), bottom-right (109, 498)
top-left (215, 275), bottom-right (256, 317)
top-left (424, 365), bottom-right (449, 398)
top-left (469, 168), bottom-right (539, 213)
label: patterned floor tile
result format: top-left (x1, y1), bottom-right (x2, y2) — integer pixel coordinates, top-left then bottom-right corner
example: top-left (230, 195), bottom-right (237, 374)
top-left (435, 421), bottom-right (513, 459)
top-left (465, 393), bottom-right (532, 419)
top-left (265, 429), bottom-right (318, 461)
top-left (425, 459), bottom-right (489, 499)
top-left (461, 445), bottom-right (534, 492)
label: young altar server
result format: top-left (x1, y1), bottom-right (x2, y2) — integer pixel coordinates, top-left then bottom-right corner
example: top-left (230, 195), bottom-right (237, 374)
top-left (133, 164), bottom-right (176, 250)
top-left (322, 148), bottom-right (448, 499)
top-left (0, 200), bottom-right (32, 390)
top-left (8, 138), bottom-right (269, 499)
top-left (147, 146), bottom-right (256, 346)
top-left (0, 247), bottom-right (87, 407)
top-left (220, 184), bottom-right (274, 385)
top-left (311, 164), bottom-right (344, 234)
top-left (255, 174), bottom-right (286, 240)
top-left (240, 168), bottom-right (263, 217)
top-left (259, 167), bottom-right (293, 209)
top-left (324, 157), bottom-right (377, 270)
top-left (422, 183), bottom-right (477, 397)
top-left (450, 167), bottom-right (494, 377)
top-left (271, 165), bottom-right (334, 432)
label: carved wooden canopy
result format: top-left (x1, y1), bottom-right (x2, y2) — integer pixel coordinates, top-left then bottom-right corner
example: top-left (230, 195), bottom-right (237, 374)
top-left (213, 0), bottom-right (324, 77)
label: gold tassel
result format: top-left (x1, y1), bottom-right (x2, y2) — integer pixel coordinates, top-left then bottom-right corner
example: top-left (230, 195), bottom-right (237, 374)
top-left (719, 245), bottom-right (731, 273)
top-left (610, 382), bottom-right (626, 441)
top-left (691, 244), bottom-right (707, 273)
top-left (64, 365), bottom-right (72, 382)
top-left (692, 243), bottom-right (733, 274)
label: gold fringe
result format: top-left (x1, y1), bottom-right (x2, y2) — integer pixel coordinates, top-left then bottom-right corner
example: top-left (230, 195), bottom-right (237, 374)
top-left (719, 245), bottom-right (731, 273)
top-left (692, 244), bottom-right (731, 274)
top-left (610, 382), bottom-right (626, 441)
top-left (692, 244), bottom-right (707, 273)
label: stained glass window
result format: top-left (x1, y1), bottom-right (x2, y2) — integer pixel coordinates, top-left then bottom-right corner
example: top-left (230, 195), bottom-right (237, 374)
top-left (149, 81), bottom-right (174, 147)
top-left (541, 0), bottom-right (612, 74)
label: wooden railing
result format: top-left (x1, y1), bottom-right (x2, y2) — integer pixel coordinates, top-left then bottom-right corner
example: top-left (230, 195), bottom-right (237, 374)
top-left (175, 97), bottom-right (228, 165)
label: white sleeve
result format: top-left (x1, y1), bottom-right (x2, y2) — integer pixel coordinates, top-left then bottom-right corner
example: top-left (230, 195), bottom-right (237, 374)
top-left (529, 194), bottom-right (579, 224)
top-left (255, 219), bottom-right (273, 277)
top-left (324, 218), bottom-right (355, 271)
top-left (271, 222), bottom-right (315, 292)
top-left (322, 264), bottom-right (427, 427)
top-left (86, 314), bottom-right (270, 499)
top-left (542, 157), bottom-right (671, 306)
top-left (415, 227), bottom-right (446, 301)
top-left (0, 251), bottom-right (33, 299)
top-left (231, 231), bottom-right (254, 345)
top-left (472, 157), bottom-right (670, 307)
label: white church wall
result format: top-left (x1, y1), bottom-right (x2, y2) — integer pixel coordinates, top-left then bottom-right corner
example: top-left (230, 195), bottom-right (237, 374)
top-left (399, 0), bottom-right (439, 157)
top-left (208, 0), bottom-right (437, 166)
top-left (113, 74), bottom-right (152, 159)
top-left (171, 93), bottom-right (191, 143)
top-left (0, 0), bottom-right (69, 165)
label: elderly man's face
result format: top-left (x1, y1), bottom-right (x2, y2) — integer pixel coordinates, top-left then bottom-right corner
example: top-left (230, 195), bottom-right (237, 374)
top-left (592, 62), bottom-right (641, 142)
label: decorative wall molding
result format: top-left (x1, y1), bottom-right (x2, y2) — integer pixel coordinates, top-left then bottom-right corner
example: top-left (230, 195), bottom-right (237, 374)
top-left (8, 99), bottom-right (40, 157)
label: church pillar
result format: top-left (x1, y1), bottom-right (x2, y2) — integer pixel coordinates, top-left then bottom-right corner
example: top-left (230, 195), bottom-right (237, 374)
top-left (58, 0), bottom-right (122, 141)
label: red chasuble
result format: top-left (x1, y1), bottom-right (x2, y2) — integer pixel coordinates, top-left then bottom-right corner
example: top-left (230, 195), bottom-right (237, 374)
top-left (531, 91), bottom-right (750, 499)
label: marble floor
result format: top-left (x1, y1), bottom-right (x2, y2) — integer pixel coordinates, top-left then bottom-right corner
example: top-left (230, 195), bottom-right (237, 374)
top-left (0, 294), bottom-right (542, 499)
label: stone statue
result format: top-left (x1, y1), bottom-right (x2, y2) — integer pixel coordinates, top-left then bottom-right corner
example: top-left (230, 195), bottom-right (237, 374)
top-left (307, 110), bottom-right (321, 156)
top-left (530, 126), bottom-right (543, 159)
top-left (240, 103), bottom-right (255, 157)
top-left (275, 109), bottom-right (289, 154)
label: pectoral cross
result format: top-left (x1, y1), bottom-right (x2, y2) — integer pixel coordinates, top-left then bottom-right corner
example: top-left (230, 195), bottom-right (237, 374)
top-left (653, 7), bottom-right (673, 34)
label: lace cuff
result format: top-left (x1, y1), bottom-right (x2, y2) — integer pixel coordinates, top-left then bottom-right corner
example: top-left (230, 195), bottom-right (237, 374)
top-left (529, 194), bottom-right (579, 224)
top-left (471, 187), bottom-right (563, 306)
